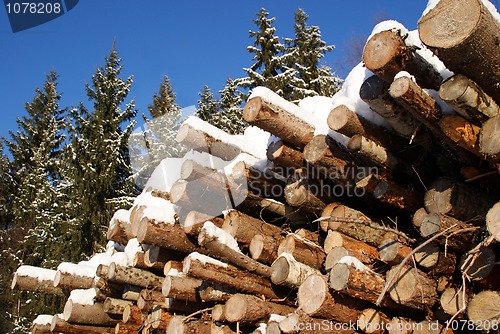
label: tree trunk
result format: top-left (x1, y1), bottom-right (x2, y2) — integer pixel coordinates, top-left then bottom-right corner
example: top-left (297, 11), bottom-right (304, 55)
top-left (176, 122), bottom-right (241, 161)
top-left (372, 178), bottom-right (423, 213)
top-left (278, 234), bottom-right (326, 270)
top-left (479, 114), bottom-right (500, 162)
top-left (53, 270), bottom-right (95, 290)
top-left (378, 237), bottom-right (412, 265)
top-left (10, 267), bottom-right (63, 296)
top-left (267, 139), bottom-right (305, 169)
top-left (63, 300), bottom-right (120, 326)
top-left (166, 315), bottom-right (212, 334)
top-left (107, 218), bottom-right (132, 245)
top-left (50, 314), bottom-right (114, 334)
top-left (122, 305), bottom-right (144, 324)
top-left (136, 217), bottom-right (199, 253)
top-left (363, 29), bottom-right (443, 90)
top-left (198, 284), bottom-right (233, 303)
top-left (243, 96), bottom-right (315, 148)
top-left (121, 284), bottom-right (142, 302)
top-left (419, 212), bottom-right (477, 252)
top-left (357, 308), bottom-right (391, 334)
top-left (150, 306), bottom-right (172, 330)
top-left (359, 75), bottom-right (420, 138)
top-left (467, 290), bottom-right (500, 331)
top-left (198, 226), bottom-right (272, 277)
top-left (324, 230), bottom-right (380, 265)
top-left (183, 254), bottom-right (283, 300)
top-left (424, 177), bottom-right (495, 222)
top-left (103, 297), bottom-right (133, 315)
top-left (250, 234), bottom-right (283, 265)
top-left (137, 290), bottom-right (165, 312)
top-left (440, 287), bottom-right (468, 316)
top-left (418, 0), bottom-right (500, 104)
top-left (439, 74), bottom-right (499, 124)
top-left (386, 266), bottom-right (438, 310)
top-left (162, 275), bottom-right (203, 302)
top-left (320, 202), bottom-right (404, 247)
top-left (223, 210), bottom-right (282, 247)
top-left (271, 252), bottom-right (321, 288)
top-left (180, 159), bottom-right (217, 181)
top-left (163, 260), bottom-right (184, 276)
top-left (486, 201), bottom-right (500, 242)
top-left (224, 293), bottom-right (295, 324)
top-left (183, 210), bottom-right (224, 236)
top-left (297, 274), bottom-right (369, 322)
top-left (107, 262), bottom-right (163, 290)
top-left (413, 243), bottom-right (457, 276)
top-left (212, 304), bottom-right (227, 322)
top-left (438, 115), bottom-right (482, 156)
top-left (284, 168), bottom-right (328, 214)
top-left (144, 246), bottom-right (184, 271)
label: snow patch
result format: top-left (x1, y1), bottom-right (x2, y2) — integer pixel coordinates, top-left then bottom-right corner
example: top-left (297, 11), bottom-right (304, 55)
top-left (269, 314), bottom-right (287, 323)
top-left (57, 262), bottom-right (95, 278)
top-left (124, 238), bottom-right (143, 266)
top-left (184, 252), bottom-right (228, 269)
top-left (33, 314), bottom-right (53, 325)
top-left (15, 265), bottom-right (56, 282)
top-left (337, 256), bottom-right (371, 272)
top-left (201, 221), bottom-right (241, 252)
top-left (68, 288), bottom-right (96, 305)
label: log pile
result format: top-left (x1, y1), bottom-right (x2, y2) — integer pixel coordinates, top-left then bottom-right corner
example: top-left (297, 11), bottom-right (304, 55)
top-left (14, 0), bottom-right (500, 333)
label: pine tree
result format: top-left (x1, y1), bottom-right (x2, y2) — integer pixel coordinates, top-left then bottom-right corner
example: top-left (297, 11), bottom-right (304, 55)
top-left (3, 71), bottom-right (67, 332)
top-left (215, 78), bottom-right (246, 135)
top-left (195, 84), bottom-right (220, 122)
top-left (129, 75), bottom-right (184, 188)
top-left (66, 47), bottom-right (137, 256)
top-left (284, 8), bottom-right (342, 100)
top-left (237, 8), bottom-right (292, 96)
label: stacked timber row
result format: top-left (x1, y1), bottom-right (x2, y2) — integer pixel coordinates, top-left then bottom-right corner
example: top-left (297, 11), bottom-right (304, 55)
top-left (15, 0), bottom-right (500, 333)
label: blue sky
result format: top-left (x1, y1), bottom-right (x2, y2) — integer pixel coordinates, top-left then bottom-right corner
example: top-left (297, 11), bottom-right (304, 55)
top-left (0, 1), bottom-right (429, 141)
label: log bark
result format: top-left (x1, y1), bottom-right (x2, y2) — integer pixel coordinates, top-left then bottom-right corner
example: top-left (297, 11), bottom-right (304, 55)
top-left (439, 74), bottom-right (500, 124)
top-left (467, 290), bottom-right (500, 331)
top-left (271, 252), bottom-right (322, 288)
top-left (11, 266), bottom-right (64, 296)
top-left (176, 122), bottom-right (241, 161)
top-left (53, 270), bottom-right (95, 290)
top-left (198, 284), bottom-right (233, 302)
top-left (162, 275), bottom-right (203, 302)
top-left (183, 253), bottom-right (283, 300)
top-left (183, 210), bottom-right (224, 236)
top-left (440, 287), bottom-right (468, 316)
top-left (386, 266), bottom-right (438, 310)
top-left (106, 217), bottom-right (132, 245)
top-left (63, 300), bottom-right (120, 326)
top-left (359, 75), bottom-right (420, 138)
top-left (107, 262), bottom-right (163, 290)
top-left (144, 246), bottom-right (184, 271)
top-left (419, 212), bottom-right (477, 252)
top-left (114, 322), bottom-right (142, 334)
top-left (297, 274), bottom-right (369, 322)
top-left (166, 315), bottom-right (212, 334)
top-left (198, 225), bottom-right (272, 277)
top-left (180, 159), bottom-right (217, 181)
top-left (418, 0), bottom-right (500, 104)
top-left (267, 139), bottom-right (305, 169)
top-left (372, 178), bottom-right (423, 213)
top-left (324, 230), bottom-right (380, 265)
top-left (320, 202), bottom-right (404, 247)
top-left (438, 114), bottom-right (482, 156)
top-left (363, 29), bottom-right (443, 90)
top-left (223, 210), bottom-right (282, 250)
top-left (480, 114), bottom-right (500, 162)
top-left (50, 314), bottom-right (114, 334)
top-left (378, 237), bottom-right (412, 265)
top-left (424, 177), bottom-right (495, 222)
top-left (243, 96), bottom-right (315, 148)
top-left (136, 217), bottom-right (199, 253)
top-left (486, 201), bottom-right (500, 242)
top-left (250, 234), bottom-right (282, 265)
top-left (284, 168), bottom-right (328, 213)
top-left (103, 297), bottom-right (133, 315)
top-left (224, 293), bottom-right (295, 324)
top-left (137, 290), bottom-right (165, 312)
top-left (277, 234), bottom-right (326, 270)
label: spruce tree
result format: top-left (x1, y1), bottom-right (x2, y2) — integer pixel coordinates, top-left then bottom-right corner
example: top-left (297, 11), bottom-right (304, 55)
top-left (284, 8), bottom-right (342, 100)
top-left (3, 71), bottom-right (67, 332)
top-left (215, 78), bottom-right (246, 135)
top-left (237, 8), bottom-right (292, 96)
top-left (66, 47), bottom-right (137, 256)
top-left (195, 85), bottom-right (220, 122)
top-left (129, 75), bottom-right (184, 188)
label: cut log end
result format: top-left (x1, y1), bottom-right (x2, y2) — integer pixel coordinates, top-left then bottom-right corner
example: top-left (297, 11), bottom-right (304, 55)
top-left (242, 97), bottom-right (263, 122)
top-left (486, 202), bottom-right (500, 242)
top-left (297, 274), bottom-right (328, 315)
top-left (270, 256), bottom-right (290, 285)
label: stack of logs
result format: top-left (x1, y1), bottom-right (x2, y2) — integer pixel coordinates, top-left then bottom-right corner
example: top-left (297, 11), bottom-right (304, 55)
top-left (15, 0), bottom-right (500, 333)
